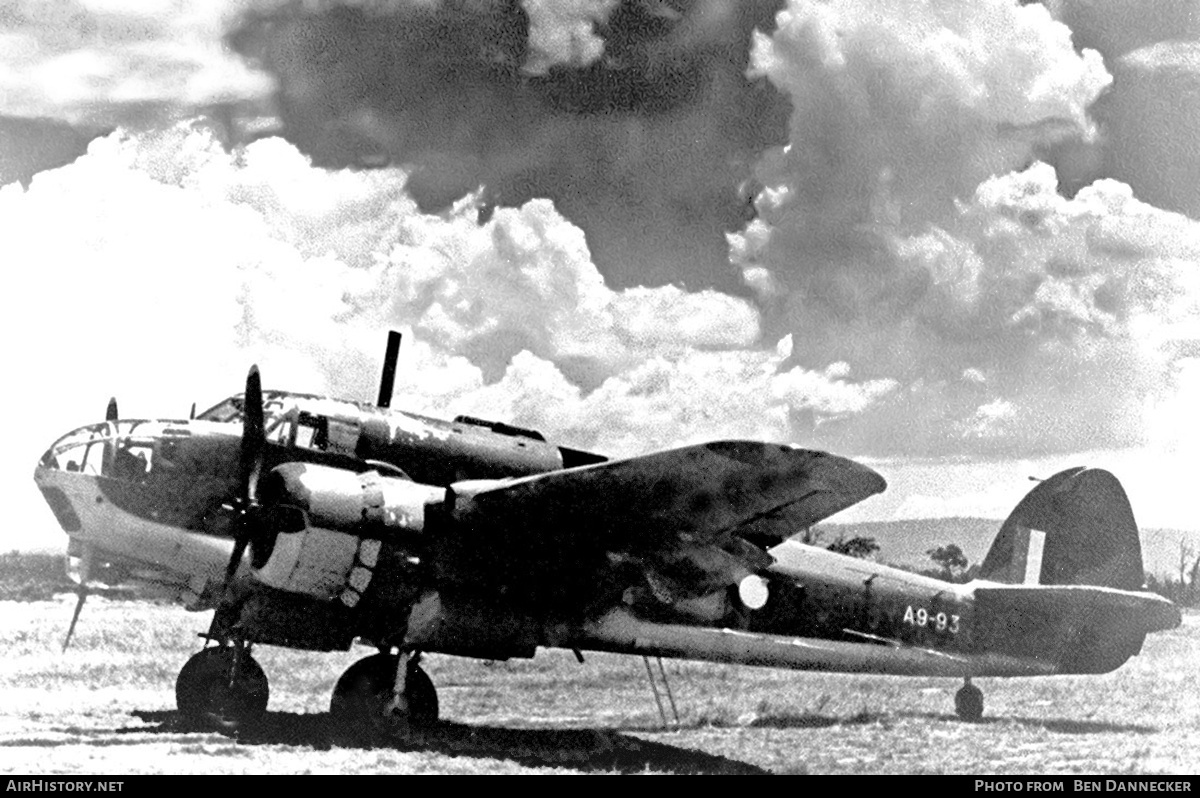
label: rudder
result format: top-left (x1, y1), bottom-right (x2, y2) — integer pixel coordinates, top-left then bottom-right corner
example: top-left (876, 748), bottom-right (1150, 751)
top-left (978, 467), bottom-right (1145, 591)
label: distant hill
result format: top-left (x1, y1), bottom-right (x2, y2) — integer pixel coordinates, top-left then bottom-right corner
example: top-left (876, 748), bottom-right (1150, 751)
top-left (823, 517), bottom-right (1199, 580)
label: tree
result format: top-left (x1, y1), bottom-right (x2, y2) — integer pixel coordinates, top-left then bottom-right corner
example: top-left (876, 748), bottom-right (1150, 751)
top-left (795, 526), bottom-right (880, 560)
top-left (826, 535), bottom-right (881, 559)
top-left (1189, 556), bottom-right (1200, 604)
top-left (927, 544), bottom-right (969, 581)
top-left (797, 525), bottom-right (825, 546)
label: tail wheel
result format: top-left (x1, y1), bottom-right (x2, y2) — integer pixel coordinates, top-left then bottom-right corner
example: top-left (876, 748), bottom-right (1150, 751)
top-left (176, 647), bottom-right (269, 732)
top-left (954, 681), bottom-right (984, 722)
top-left (330, 653), bottom-right (438, 736)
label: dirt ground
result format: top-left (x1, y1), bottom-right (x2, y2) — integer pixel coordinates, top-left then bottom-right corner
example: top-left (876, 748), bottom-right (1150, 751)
top-left (1, 597), bottom-right (1196, 774)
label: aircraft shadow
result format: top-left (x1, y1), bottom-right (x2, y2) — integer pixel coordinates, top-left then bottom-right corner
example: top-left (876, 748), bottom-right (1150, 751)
top-left (126, 710), bottom-right (768, 774)
top-left (609, 710), bottom-right (891, 732)
top-left (897, 711), bottom-right (1156, 735)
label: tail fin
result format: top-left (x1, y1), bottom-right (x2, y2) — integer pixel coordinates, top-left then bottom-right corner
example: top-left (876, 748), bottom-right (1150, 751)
top-left (978, 467), bottom-right (1145, 591)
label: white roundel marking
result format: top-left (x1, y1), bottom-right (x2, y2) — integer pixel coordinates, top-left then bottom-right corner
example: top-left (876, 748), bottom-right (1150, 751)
top-left (738, 574), bottom-right (769, 610)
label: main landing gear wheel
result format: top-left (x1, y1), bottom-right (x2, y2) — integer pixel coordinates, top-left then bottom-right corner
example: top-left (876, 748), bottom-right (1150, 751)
top-left (955, 679), bottom-right (984, 722)
top-left (329, 653), bottom-right (438, 738)
top-left (176, 647), bottom-right (269, 732)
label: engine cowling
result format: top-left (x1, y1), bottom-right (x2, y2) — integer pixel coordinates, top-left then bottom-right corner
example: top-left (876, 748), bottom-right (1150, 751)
top-left (250, 462), bottom-right (445, 606)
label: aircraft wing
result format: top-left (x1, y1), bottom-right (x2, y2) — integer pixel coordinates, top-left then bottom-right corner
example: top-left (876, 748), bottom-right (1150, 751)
top-left (433, 441), bottom-right (885, 610)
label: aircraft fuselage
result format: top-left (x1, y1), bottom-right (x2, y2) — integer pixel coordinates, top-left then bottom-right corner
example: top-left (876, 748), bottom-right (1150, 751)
top-left (33, 403), bottom-right (1178, 682)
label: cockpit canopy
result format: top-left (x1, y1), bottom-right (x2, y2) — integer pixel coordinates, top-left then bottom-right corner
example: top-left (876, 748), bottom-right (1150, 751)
top-left (196, 391), bottom-right (334, 424)
top-left (40, 420), bottom-right (240, 481)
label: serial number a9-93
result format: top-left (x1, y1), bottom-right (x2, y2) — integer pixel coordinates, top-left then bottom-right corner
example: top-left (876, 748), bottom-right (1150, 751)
top-left (903, 605), bottom-right (960, 633)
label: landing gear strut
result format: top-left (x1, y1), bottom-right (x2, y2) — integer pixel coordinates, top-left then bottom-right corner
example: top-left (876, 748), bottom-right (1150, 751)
top-left (955, 678), bottom-right (984, 722)
top-left (330, 651), bottom-right (438, 737)
top-left (176, 644), bottom-right (269, 731)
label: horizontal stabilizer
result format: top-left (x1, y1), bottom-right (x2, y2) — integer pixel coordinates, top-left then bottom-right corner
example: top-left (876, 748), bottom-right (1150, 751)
top-left (974, 583), bottom-right (1181, 634)
top-left (971, 583), bottom-right (1181, 673)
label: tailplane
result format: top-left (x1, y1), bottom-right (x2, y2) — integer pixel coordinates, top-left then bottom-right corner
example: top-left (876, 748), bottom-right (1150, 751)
top-left (978, 467), bottom-right (1145, 590)
top-left (973, 468), bottom-right (1179, 675)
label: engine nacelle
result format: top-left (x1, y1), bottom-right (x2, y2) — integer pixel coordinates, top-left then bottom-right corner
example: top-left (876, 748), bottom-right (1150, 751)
top-left (251, 462), bottom-right (445, 605)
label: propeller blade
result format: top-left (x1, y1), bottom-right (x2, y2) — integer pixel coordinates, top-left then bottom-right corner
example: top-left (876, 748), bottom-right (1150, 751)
top-left (239, 366), bottom-right (265, 505)
top-left (222, 366), bottom-right (266, 589)
top-left (222, 520), bottom-right (252, 588)
top-left (106, 397), bottom-right (119, 422)
top-left (62, 543), bottom-right (94, 652)
top-left (62, 589), bottom-right (88, 652)
top-left (189, 402), bottom-right (196, 420)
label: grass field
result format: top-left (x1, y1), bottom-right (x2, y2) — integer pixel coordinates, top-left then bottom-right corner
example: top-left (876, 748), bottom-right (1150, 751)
top-left (1, 595), bottom-right (1197, 775)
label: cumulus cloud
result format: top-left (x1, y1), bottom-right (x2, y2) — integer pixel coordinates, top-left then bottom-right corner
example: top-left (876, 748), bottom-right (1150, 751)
top-left (224, 0), bottom-right (787, 292)
top-left (442, 341), bottom-right (896, 456)
top-left (4, 122), bottom-right (898, 521)
top-left (1048, 0), bottom-right (1200, 60)
top-left (744, 0), bottom-right (1110, 239)
top-left (729, 0), bottom-right (1200, 456)
top-left (1093, 41), bottom-right (1200, 220)
top-left (521, 0), bottom-right (619, 74)
top-left (0, 0), bottom-right (275, 126)
top-left (6, 0), bottom-right (1200, 524)
top-left (750, 159), bottom-right (1198, 456)
top-left (1040, 1), bottom-right (1200, 220)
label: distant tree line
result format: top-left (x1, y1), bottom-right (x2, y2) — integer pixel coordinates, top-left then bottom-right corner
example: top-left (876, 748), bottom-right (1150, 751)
top-left (798, 530), bottom-right (1199, 606)
top-left (799, 527), bottom-right (978, 582)
top-left (1144, 540), bottom-right (1200, 607)
top-left (796, 526), bottom-right (881, 560)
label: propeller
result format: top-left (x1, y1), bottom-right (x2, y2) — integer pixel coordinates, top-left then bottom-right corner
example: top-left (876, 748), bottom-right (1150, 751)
top-left (220, 366), bottom-right (266, 590)
top-left (102, 398), bottom-right (120, 476)
top-left (62, 543), bottom-right (95, 652)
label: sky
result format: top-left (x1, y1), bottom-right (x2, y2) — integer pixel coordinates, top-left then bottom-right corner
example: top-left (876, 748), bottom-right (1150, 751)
top-left (2, 0), bottom-right (1199, 553)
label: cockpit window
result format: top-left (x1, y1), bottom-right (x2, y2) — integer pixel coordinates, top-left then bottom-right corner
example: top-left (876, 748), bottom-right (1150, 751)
top-left (112, 440), bottom-right (154, 481)
top-left (295, 415), bottom-right (321, 449)
top-left (44, 424), bottom-right (108, 475)
top-left (263, 411), bottom-right (359, 456)
top-left (195, 397), bottom-right (244, 423)
top-left (43, 422), bottom-right (191, 482)
top-left (196, 392), bottom-right (330, 425)
top-left (325, 418), bottom-right (359, 456)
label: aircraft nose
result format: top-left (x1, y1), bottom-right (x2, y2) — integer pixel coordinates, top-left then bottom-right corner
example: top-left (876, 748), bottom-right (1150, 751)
top-left (36, 445), bottom-right (58, 475)
top-left (34, 442), bottom-right (65, 487)
top-left (34, 443), bottom-right (85, 534)
top-left (36, 421), bottom-right (111, 479)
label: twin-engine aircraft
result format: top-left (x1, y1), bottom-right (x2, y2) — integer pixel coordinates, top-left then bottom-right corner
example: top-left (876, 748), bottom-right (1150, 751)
top-left (33, 333), bottom-right (1181, 732)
